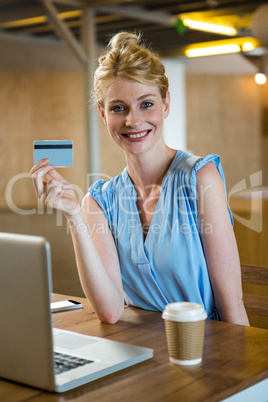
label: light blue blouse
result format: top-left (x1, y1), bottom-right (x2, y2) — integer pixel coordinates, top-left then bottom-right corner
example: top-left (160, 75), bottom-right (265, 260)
top-left (88, 150), bottom-right (233, 320)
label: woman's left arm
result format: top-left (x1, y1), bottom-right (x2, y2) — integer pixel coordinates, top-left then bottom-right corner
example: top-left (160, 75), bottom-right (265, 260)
top-left (196, 162), bottom-right (249, 325)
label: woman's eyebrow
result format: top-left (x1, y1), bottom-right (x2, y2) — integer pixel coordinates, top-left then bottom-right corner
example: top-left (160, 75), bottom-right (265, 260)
top-left (138, 94), bottom-right (157, 99)
top-left (107, 99), bottom-right (125, 105)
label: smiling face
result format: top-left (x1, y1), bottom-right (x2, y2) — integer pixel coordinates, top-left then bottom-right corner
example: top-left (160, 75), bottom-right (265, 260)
top-left (99, 77), bottom-right (170, 156)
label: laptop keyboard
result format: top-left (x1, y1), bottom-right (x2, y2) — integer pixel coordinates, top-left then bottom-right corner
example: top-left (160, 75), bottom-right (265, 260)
top-left (54, 352), bottom-right (94, 374)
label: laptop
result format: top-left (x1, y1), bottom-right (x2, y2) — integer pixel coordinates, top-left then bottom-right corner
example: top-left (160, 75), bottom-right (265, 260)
top-left (0, 232), bottom-right (153, 392)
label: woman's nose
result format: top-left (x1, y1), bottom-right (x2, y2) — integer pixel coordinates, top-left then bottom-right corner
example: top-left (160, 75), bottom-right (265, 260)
top-left (125, 110), bottom-right (143, 128)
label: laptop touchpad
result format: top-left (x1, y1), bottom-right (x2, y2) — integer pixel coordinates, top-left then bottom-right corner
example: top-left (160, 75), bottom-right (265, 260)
top-left (54, 333), bottom-right (97, 350)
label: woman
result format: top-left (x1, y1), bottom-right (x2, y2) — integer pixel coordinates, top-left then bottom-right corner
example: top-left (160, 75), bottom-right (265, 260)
top-left (30, 32), bottom-right (249, 326)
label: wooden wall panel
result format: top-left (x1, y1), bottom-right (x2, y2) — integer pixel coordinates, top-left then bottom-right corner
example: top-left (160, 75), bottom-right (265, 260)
top-left (260, 83), bottom-right (268, 186)
top-left (185, 74), bottom-right (262, 192)
top-left (0, 70), bottom-right (86, 209)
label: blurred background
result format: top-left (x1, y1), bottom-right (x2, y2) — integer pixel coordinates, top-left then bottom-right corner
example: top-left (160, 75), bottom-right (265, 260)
top-left (0, 0), bottom-right (267, 327)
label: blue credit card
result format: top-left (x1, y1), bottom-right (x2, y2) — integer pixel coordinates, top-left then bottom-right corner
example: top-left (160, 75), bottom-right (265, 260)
top-left (34, 140), bottom-right (73, 167)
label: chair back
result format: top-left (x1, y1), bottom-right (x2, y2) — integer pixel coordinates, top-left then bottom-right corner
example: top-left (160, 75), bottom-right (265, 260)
top-left (241, 264), bottom-right (268, 317)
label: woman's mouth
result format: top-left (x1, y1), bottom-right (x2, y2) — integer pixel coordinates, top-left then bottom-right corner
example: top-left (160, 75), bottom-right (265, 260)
top-left (123, 130), bottom-right (150, 139)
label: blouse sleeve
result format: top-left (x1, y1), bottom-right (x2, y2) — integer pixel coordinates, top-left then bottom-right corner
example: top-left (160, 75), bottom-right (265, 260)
top-left (187, 153), bottom-right (233, 227)
top-left (88, 180), bottom-right (112, 228)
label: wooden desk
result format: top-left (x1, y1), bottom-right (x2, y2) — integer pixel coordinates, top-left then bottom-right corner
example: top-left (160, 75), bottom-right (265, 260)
top-left (1, 294), bottom-right (268, 402)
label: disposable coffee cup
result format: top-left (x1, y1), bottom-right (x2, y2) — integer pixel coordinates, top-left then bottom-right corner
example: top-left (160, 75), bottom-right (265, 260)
top-left (162, 302), bottom-right (208, 366)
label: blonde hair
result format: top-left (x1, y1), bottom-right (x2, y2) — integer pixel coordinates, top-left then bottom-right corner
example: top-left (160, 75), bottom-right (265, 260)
top-left (94, 32), bottom-right (169, 108)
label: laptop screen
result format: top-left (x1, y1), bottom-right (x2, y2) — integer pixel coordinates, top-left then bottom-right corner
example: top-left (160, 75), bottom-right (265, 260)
top-left (0, 232), bottom-right (56, 390)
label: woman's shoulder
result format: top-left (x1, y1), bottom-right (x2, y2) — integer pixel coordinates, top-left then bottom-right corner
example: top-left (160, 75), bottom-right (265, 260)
top-left (170, 151), bottom-right (225, 195)
top-left (174, 151), bottom-right (221, 175)
top-left (88, 169), bottom-right (127, 198)
top-left (195, 160), bottom-right (221, 183)
top-left (174, 150), bottom-right (202, 173)
top-left (84, 170), bottom-right (127, 219)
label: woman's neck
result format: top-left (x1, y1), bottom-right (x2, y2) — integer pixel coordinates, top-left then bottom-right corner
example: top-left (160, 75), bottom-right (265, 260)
top-left (125, 144), bottom-right (177, 196)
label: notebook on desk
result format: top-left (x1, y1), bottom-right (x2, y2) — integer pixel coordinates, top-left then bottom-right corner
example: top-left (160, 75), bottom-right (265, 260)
top-left (0, 232), bottom-right (153, 393)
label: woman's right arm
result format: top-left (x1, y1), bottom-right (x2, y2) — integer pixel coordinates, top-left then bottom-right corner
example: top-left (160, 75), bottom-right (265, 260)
top-left (67, 193), bottom-right (125, 324)
top-left (30, 159), bottom-right (125, 324)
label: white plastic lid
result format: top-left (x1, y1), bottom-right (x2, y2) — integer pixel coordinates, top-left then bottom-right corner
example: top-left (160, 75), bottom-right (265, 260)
top-left (162, 302), bottom-right (208, 322)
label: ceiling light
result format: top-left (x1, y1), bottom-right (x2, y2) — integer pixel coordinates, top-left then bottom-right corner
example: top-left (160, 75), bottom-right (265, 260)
top-left (242, 42), bottom-right (255, 52)
top-left (183, 19), bottom-right (237, 36)
top-left (186, 44), bottom-right (240, 57)
top-left (0, 10), bottom-right (81, 29)
top-left (0, 16), bottom-right (47, 28)
top-left (255, 73), bottom-right (267, 85)
top-left (184, 37), bottom-right (260, 58)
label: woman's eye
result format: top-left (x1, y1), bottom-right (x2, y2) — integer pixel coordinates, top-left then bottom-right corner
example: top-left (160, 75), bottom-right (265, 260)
top-left (111, 105), bottom-right (125, 112)
top-left (142, 101), bottom-right (153, 108)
